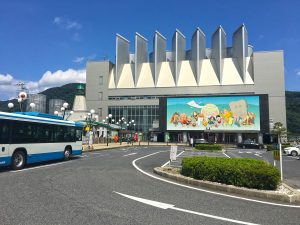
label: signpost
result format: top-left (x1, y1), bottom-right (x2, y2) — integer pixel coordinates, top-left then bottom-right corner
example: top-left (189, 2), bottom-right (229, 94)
top-left (273, 150), bottom-right (280, 166)
top-left (170, 145), bottom-right (178, 162)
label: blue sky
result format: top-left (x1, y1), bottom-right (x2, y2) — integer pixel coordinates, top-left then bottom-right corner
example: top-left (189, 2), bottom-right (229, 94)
top-left (0, 0), bottom-right (300, 100)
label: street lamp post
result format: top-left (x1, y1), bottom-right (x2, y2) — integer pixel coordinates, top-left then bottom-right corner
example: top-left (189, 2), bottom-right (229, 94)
top-left (127, 120), bottom-right (135, 146)
top-left (117, 117), bottom-right (125, 145)
top-left (18, 91), bottom-right (27, 112)
top-left (84, 109), bottom-right (97, 149)
top-left (106, 114), bottom-right (113, 146)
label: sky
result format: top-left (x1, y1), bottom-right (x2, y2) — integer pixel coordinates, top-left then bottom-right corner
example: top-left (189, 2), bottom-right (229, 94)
top-left (0, 0), bottom-right (300, 100)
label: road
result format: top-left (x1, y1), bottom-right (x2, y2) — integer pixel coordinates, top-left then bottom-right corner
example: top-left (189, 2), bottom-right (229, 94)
top-left (0, 146), bottom-right (300, 225)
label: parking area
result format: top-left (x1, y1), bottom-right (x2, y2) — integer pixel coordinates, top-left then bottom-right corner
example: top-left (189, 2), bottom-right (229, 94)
top-left (168, 147), bottom-right (300, 190)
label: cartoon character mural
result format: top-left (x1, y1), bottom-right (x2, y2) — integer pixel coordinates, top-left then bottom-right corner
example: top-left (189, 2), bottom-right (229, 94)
top-left (168, 97), bottom-right (259, 131)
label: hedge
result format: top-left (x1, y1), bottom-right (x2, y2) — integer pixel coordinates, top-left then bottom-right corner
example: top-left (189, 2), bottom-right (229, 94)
top-left (194, 144), bottom-right (222, 151)
top-left (181, 156), bottom-right (280, 190)
top-left (266, 143), bottom-right (290, 151)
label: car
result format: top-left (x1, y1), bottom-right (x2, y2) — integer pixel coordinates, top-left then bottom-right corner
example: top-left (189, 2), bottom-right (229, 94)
top-left (237, 140), bottom-right (265, 149)
top-left (190, 138), bottom-right (209, 146)
top-left (283, 145), bottom-right (300, 156)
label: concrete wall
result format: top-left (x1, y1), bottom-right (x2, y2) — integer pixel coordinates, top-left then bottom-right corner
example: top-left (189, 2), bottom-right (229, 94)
top-left (86, 61), bottom-right (112, 119)
top-left (253, 51), bottom-right (286, 127)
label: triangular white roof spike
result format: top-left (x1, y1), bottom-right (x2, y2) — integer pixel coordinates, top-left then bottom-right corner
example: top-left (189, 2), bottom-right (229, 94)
top-left (156, 62), bottom-right (176, 87)
top-left (177, 61), bottom-right (197, 86)
top-left (137, 63), bottom-right (155, 87)
top-left (117, 64), bottom-right (135, 88)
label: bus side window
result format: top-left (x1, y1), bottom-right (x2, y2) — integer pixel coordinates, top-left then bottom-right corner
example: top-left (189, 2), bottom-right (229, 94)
top-left (0, 119), bottom-right (10, 144)
top-left (63, 126), bottom-right (75, 142)
top-left (76, 128), bottom-right (82, 141)
top-left (54, 125), bottom-right (64, 142)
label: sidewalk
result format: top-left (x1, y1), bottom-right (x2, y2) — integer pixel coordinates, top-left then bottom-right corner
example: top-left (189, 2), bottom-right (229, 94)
top-left (83, 141), bottom-right (189, 152)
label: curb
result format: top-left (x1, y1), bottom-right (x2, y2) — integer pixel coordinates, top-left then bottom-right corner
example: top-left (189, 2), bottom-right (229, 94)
top-left (82, 144), bottom-right (176, 152)
top-left (153, 167), bottom-right (300, 203)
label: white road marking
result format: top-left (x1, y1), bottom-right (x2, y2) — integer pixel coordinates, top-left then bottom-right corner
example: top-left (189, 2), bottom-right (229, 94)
top-left (254, 154), bottom-right (262, 158)
top-left (123, 153), bottom-right (137, 157)
top-left (238, 151), bottom-right (243, 154)
top-left (115, 191), bottom-right (260, 225)
top-left (161, 161), bottom-right (171, 168)
top-left (247, 152), bottom-right (251, 154)
top-left (132, 152), bottom-right (300, 208)
top-left (223, 152), bottom-right (231, 158)
top-left (10, 161), bottom-right (69, 173)
top-left (161, 151), bottom-right (185, 168)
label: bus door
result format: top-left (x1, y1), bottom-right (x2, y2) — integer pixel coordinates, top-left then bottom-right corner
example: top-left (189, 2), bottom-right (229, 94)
top-left (0, 119), bottom-right (10, 166)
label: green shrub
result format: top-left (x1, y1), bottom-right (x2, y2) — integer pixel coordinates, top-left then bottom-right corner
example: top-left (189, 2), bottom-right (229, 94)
top-left (181, 156), bottom-right (280, 190)
top-left (267, 143), bottom-right (290, 151)
top-left (282, 144), bottom-right (290, 149)
top-left (194, 144), bottom-right (222, 151)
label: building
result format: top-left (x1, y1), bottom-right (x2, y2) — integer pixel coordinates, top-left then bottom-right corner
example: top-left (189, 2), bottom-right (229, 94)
top-left (49, 99), bottom-right (65, 115)
top-left (26, 94), bottom-right (46, 113)
top-left (86, 24), bottom-right (286, 143)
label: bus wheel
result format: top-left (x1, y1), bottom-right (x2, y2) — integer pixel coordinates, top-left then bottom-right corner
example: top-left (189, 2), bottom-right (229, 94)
top-left (63, 148), bottom-right (71, 161)
top-left (11, 151), bottom-right (26, 170)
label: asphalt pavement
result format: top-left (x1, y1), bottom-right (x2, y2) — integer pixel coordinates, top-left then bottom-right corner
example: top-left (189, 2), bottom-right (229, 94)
top-left (0, 146), bottom-right (300, 225)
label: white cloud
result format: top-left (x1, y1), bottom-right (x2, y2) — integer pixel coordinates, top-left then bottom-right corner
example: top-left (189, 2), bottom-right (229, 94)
top-left (73, 57), bottom-right (85, 63)
top-left (0, 74), bottom-right (14, 85)
top-left (258, 34), bottom-right (264, 39)
top-left (38, 69), bottom-right (86, 89)
top-left (53, 17), bottom-right (82, 30)
top-left (296, 70), bottom-right (300, 76)
top-left (0, 69), bottom-right (86, 100)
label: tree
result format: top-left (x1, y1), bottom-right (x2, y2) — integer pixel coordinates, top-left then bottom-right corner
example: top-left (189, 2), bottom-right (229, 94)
top-left (271, 122), bottom-right (287, 143)
top-left (271, 122), bottom-right (286, 181)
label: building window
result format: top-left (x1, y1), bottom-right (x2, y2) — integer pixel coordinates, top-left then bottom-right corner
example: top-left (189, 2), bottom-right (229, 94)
top-left (98, 108), bottom-right (102, 117)
top-left (99, 92), bottom-right (103, 100)
top-left (99, 76), bottom-right (103, 85)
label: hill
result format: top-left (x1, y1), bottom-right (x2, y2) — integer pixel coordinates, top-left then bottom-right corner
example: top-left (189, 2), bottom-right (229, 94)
top-left (0, 85), bottom-right (299, 134)
top-left (0, 83), bottom-right (85, 113)
top-left (285, 91), bottom-right (300, 134)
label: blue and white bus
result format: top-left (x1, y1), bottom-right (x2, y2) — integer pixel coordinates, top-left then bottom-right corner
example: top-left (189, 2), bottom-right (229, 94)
top-left (0, 111), bottom-right (83, 170)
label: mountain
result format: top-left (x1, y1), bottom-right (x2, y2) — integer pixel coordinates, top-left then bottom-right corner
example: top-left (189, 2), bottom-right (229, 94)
top-left (0, 84), bottom-right (299, 134)
top-left (285, 91), bottom-right (300, 134)
top-left (0, 83), bottom-right (85, 113)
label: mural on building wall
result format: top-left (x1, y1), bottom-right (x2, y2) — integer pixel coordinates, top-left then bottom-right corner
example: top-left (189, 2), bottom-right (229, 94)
top-left (167, 96), bottom-right (260, 131)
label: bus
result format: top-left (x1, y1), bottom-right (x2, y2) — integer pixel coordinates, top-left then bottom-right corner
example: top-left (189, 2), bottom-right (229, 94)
top-left (0, 111), bottom-right (83, 170)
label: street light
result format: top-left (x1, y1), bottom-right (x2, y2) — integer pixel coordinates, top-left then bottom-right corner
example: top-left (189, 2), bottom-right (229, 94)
top-left (29, 103), bottom-right (36, 111)
top-left (127, 120), bottom-right (135, 145)
top-left (84, 109), bottom-right (97, 149)
top-left (8, 102), bottom-right (14, 112)
top-left (117, 117), bottom-right (126, 145)
top-left (17, 91), bottom-right (27, 112)
top-left (106, 114), bottom-right (113, 146)
top-left (62, 102), bottom-right (69, 119)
